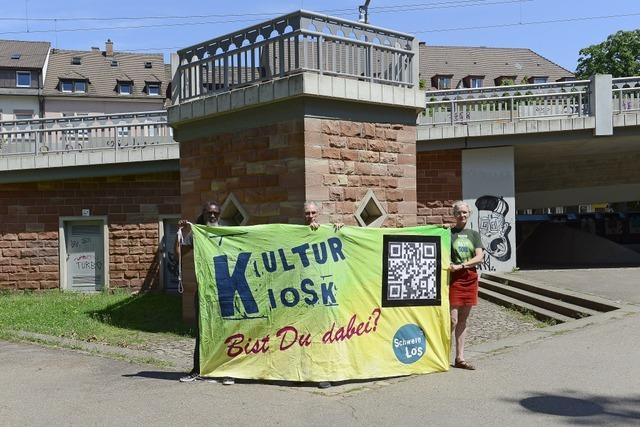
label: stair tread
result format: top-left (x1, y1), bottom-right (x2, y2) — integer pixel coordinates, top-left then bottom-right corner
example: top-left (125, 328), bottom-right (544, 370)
top-left (479, 277), bottom-right (600, 317)
top-left (479, 287), bottom-right (573, 323)
top-left (481, 272), bottom-right (620, 311)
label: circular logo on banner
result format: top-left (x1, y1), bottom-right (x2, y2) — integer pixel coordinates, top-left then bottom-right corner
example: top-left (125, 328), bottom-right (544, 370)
top-left (393, 324), bottom-right (427, 364)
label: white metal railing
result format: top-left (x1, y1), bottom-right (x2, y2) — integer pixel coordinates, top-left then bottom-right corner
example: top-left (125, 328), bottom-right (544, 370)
top-left (174, 10), bottom-right (417, 103)
top-left (612, 76), bottom-right (640, 113)
top-left (0, 111), bottom-right (175, 157)
top-left (421, 80), bottom-right (591, 126)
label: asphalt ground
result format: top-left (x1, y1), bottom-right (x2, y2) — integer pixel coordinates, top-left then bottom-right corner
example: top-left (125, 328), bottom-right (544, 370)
top-left (1, 268), bottom-right (638, 426)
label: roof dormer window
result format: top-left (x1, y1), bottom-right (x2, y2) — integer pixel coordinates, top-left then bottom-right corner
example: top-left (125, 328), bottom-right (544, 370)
top-left (75, 81), bottom-right (87, 93)
top-left (71, 56), bottom-right (82, 65)
top-left (529, 76), bottom-right (548, 84)
top-left (146, 82), bottom-right (160, 96)
top-left (144, 61), bottom-right (152, 69)
top-left (464, 75), bottom-right (484, 88)
top-left (111, 60), bottom-right (119, 67)
top-left (11, 53), bottom-right (21, 60)
top-left (61, 80), bottom-right (73, 92)
top-left (431, 74), bottom-right (453, 90)
top-left (118, 81), bottom-right (132, 95)
top-left (60, 79), bottom-right (87, 93)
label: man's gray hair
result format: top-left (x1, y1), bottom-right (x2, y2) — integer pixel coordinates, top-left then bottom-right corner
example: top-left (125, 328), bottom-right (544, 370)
top-left (304, 201), bottom-right (319, 210)
top-left (452, 200), bottom-right (471, 214)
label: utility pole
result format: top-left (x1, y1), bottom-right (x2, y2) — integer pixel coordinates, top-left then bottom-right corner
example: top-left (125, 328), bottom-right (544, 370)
top-left (358, 0), bottom-right (371, 24)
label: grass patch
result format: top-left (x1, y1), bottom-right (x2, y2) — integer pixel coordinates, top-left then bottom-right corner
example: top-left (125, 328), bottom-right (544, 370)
top-left (0, 290), bottom-right (194, 348)
top-left (511, 307), bottom-right (558, 328)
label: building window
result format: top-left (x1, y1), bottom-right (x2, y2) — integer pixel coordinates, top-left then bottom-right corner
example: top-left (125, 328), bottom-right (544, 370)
top-left (118, 82), bottom-right (132, 95)
top-left (16, 71), bottom-right (31, 87)
top-left (60, 80), bottom-right (87, 93)
top-left (530, 77), bottom-right (548, 84)
top-left (14, 110), bottom-right (33, 120)
top-left (470, 78), bottom-right (483, 88)
top-left (147, 83), bottom-right (160, 96)
top-left (61, 81), bottom-right (73, 92)
top-left (75, 81), bottom-right (87, 93)
top-left (437, 76), bottom-right (451, 89)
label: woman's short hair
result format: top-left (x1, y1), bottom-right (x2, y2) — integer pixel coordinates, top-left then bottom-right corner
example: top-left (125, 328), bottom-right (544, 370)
top-left (452, 200), bottom-right (471, 215)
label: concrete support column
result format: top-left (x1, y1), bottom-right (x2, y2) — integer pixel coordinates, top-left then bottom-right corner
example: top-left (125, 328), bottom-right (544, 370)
top-left (462, 146), bottom-right (516, 272)
top-left (590, 74), bottom-right (613, 136)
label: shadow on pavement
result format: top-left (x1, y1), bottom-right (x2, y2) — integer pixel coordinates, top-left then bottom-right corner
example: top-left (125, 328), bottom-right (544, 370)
top-left (122, 371), bottom-right (404, 389)
top-left (517, 392), bottom-right (640, 421)
top-left (123, 371), bottom-right (184, 381)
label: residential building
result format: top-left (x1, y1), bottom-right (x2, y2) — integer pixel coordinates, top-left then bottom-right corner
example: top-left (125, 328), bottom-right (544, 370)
top-left (42, 40), bottom-right (169, 118)
top-left (419, 44), bottom-right (574, 90)
top-left (0, 40), bottom-right (50, 121)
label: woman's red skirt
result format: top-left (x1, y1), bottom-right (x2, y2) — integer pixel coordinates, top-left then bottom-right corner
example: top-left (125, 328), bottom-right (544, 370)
top-left (449, 268), bottom-right (479, 306)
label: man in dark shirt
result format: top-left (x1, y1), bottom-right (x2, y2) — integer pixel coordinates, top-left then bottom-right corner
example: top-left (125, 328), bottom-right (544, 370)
top-left (176, 201), bottom-right (236, 384)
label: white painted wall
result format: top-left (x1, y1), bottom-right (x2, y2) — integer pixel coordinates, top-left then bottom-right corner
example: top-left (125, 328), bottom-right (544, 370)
top-left (44, 98), bottom-right (164, 118)
top-left (0, 95), bottom-right (41, 120)
top-left (462, 146), bottom-right (517, 272)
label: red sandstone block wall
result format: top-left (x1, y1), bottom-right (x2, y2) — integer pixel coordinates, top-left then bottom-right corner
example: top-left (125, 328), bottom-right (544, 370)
top-left (304, 118), bottom-right (417, 227)
top-left (0, 172), bottom-right (180, 291)
top-left (416, 150), bottom-right (462, 225)
top-left (179, 119), bottom-right (306, 224)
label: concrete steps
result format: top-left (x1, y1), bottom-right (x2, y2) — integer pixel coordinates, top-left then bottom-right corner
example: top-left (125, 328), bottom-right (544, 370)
top-left (478, 272), bottom-right (620, 324)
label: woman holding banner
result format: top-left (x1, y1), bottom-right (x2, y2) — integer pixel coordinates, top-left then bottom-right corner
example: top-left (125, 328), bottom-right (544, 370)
top-left (448, 201), bottom-right (484, 370)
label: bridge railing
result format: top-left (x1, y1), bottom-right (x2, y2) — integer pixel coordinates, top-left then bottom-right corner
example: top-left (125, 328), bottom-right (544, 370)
top-left (612, 76), bottom-right (640, 113)
top-left (174, 10), bottom-right (417, 103)
top-left (421, 80), bottom-right (591, 126)
top-left (0, 111), bottom-right (175, 157)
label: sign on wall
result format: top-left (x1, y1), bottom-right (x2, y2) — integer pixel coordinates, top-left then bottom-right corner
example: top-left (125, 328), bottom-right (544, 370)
top-left (462, 147), bottom-right (517, 272)
top-left (192, 224), bottom-right (451, 382)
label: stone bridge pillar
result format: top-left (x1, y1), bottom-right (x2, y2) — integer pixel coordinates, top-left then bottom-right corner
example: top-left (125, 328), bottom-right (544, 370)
top-left (169, 73), bottom-right (424, 322)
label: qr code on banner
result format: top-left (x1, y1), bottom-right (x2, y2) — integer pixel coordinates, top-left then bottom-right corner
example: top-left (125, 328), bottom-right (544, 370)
top-left (382, 235), bottom-right (441, 307)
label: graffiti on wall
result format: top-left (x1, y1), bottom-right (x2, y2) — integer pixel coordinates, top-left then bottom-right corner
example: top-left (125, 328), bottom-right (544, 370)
top-left (475, 195), bottom-right (512, 271)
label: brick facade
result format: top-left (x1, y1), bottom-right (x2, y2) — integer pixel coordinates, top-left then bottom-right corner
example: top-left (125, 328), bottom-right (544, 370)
top-left (0, 172), bottom-right (180, 291)
top-left (416, 149), bottom-right (462, 225)
top-left (179, 119), bottom-right (306, 224)
top-left (305, 118), bottom-right (417, 227)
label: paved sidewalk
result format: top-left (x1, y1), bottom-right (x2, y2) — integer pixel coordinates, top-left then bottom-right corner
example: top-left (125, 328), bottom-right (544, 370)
top-left (2, 268), bottom-right (638, 426)
top-left (512, 268), bottom-right (640, 305)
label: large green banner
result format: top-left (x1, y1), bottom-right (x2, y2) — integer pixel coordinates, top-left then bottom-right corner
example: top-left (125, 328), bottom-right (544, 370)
top-left (192, 224), bottom-right (451, 382)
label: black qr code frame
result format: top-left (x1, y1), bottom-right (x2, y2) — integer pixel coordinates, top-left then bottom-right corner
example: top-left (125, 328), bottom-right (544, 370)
top-left (381, 234), bottom-right (442, 307)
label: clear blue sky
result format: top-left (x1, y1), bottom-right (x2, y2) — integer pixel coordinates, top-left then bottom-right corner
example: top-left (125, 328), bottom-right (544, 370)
top-left (1, 0), bottom-right (638, 72)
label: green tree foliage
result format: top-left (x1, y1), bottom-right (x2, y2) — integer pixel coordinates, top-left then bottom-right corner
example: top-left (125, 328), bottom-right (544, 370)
top-left (576, 30), bottom-right (640, 78)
